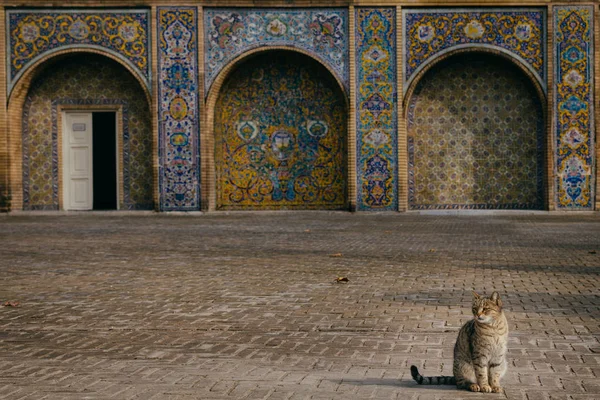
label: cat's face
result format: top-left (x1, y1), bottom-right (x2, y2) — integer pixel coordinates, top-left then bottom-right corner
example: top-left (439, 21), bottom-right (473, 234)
top-left (472, 292), bottom-right (503, 324)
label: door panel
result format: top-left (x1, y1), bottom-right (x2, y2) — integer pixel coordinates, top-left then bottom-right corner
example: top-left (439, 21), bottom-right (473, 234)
top-left (64, 113), bottom-right (93, 210)
top-left (71, 147), bottom-right (90, 175)
top-left (71, 179), bottom-right (91, 206)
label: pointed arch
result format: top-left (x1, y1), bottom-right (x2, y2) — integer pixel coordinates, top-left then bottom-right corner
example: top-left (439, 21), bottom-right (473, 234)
top-left (403, 46), bottom-right (546, 115)
top-left (403, 51), bottom-right (548, 210)
top-left (203, 47), bottom-right (350, 211)
top-left (7, 49), bottom-right (153, 210)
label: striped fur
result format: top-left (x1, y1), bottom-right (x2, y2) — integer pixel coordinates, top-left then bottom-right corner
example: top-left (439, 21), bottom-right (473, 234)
top-left (410, 291), bottom-right (508, 393)
top-left (410, 365), bottom-right (456, 385)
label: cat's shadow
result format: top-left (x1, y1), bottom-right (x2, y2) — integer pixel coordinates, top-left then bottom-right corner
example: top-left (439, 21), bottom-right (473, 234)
top-left (340, 379), bottom-right (459, 390)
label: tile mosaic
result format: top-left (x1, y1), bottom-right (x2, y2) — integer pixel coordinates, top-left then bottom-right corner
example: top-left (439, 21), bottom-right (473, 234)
top-left (215, 51), bottom-right (347, 210)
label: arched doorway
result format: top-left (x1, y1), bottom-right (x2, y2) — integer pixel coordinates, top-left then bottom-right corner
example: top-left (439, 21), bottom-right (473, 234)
top-left (407, 52), bottom-right (545, 209)
top-left (20, 53), bottom-right (153, 210)
top-left (214, 51), bottom-right (348, 210)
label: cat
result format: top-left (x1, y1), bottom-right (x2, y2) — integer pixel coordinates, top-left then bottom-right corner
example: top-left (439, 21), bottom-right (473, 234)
top-left (410, 291), bottom-right (508, 393)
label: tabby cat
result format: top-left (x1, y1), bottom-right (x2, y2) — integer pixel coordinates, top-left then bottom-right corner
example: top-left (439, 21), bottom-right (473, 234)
top-left (410, 291), bottom-right (508, 393)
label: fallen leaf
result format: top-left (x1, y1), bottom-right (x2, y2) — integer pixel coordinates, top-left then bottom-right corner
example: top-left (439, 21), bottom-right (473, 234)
top-left (429, 249), bottom-right (436, 252)
top-left (334, 277), bottom-right (349, 283)
top-left (3, 301), bottom-right (20, 307)
top-left (304, 229), bottom-right (311, 233)
top-left (329, 253), bottom-right (343, 257)
top-left (589, 250), bottom-right (597, 254)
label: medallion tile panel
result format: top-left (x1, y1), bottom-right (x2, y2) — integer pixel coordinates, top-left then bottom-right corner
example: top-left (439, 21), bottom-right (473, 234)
top-left (158, 8), bottom-right (200, 211)
top-left (407, 54), bottom-right (544, 210)
top-left (215, 52), bottom-right (347, 210)
top-left (22, 55), bottom-right (153, 210)
top-left (204, 8), bottom-right (349, 96)
top-left (554, 6), bottom-right (595, 210)
top-left (355, 8), bottom-right (397, 210)
top-left (7, 9), bottom-right (150, 94)
top-left (403, 8), bottom-right (546, 94)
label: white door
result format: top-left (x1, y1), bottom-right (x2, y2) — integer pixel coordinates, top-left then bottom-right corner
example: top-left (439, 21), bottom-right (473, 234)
top-left (63, 112), bottom-right (93, 210)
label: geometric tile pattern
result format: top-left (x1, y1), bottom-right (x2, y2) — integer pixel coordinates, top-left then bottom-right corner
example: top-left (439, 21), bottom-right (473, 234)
top-left (355, 8), bottom-right (397, 210)
top-left (554, 6), bottom-right (595, 210)
top-left (7, 9), bottom-right (150, 95)
top-left (215, 51), bottom-right (347, 210)
top-left (157, 8), bottom-right (200, 211)
top-left (407, 53), bottom-right (544, 209)
top-left (22, 54), bottom-right (153, 210)
top-left (403, 8), bottom-right (546, 94)
top-left (204, 8), bottom-right (349, 96)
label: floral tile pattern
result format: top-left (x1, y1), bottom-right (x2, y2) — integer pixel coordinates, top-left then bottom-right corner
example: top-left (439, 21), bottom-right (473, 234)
top-left (355, 8), bottom-right (397, 210)
top-left (554, 6), bottom-right (595, 209)
top-left (7, 10), bottom-right (150, 95)
top-left (204, 8), bottom-right (349, 96)
top-left (22, 54), bottom-right (153, 210)
top-left (407, 54), bottom-right (544, 209)
top-left (158, 8), bottom-right (200, 210)
top-left (403, 8), bottom-right (546, 94)
top-left (215, 51), bottom-right (347, 210)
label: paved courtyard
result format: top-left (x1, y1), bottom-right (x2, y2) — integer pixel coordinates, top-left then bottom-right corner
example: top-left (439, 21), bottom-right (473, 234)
top-left (0, 212), bottom-right (599, 400)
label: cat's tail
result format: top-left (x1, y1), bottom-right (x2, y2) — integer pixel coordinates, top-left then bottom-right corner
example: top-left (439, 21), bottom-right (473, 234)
top-left (410, 365), bottom-right (456, 385)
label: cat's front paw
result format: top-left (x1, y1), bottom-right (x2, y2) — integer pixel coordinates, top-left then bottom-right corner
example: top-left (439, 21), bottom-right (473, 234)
top-left (479, 384), bottom-right (493, 393)
top-left (469, 384), bottom-right (481, 392)
top-left (491, 386), bottom-right (504, 393)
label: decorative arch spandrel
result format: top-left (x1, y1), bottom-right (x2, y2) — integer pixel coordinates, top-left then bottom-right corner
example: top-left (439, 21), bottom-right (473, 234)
top-left (402, 8), bottom-right (547, 96)
top-left (7, 9), bottom-right (151, 97)
top-left (203, 8), bottom-right (349, 97)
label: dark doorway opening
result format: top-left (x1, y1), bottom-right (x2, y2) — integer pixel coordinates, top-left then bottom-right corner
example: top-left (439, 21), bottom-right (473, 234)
top-left (92, 112), bottom-right (117, 210)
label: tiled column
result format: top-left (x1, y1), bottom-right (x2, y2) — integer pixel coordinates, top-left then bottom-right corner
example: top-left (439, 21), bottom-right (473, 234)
top-left (157, 7), bottom-right (201, 211)
top-left (553, 5), bottom-right (595, 210)
top-left (355, 7), bottom-right (398, 211)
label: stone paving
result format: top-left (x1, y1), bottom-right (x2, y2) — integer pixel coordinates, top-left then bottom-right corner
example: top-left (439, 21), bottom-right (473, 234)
top-left (0, 212), bottom-right (599, 400)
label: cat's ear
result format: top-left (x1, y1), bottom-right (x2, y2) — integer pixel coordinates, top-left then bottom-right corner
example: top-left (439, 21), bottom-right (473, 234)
top-left (472, 291), bottom-right (481, 299)
top-left (490, 291), bottom-right (502, 307)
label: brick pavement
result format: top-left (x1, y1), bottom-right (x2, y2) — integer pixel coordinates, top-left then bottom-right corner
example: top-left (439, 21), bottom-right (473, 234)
top-left (0, 212), bottom-right (598, 400)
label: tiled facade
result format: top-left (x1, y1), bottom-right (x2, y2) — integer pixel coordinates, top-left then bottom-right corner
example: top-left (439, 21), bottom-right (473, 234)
top-left (0, 2), bottom-right (598, 212)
